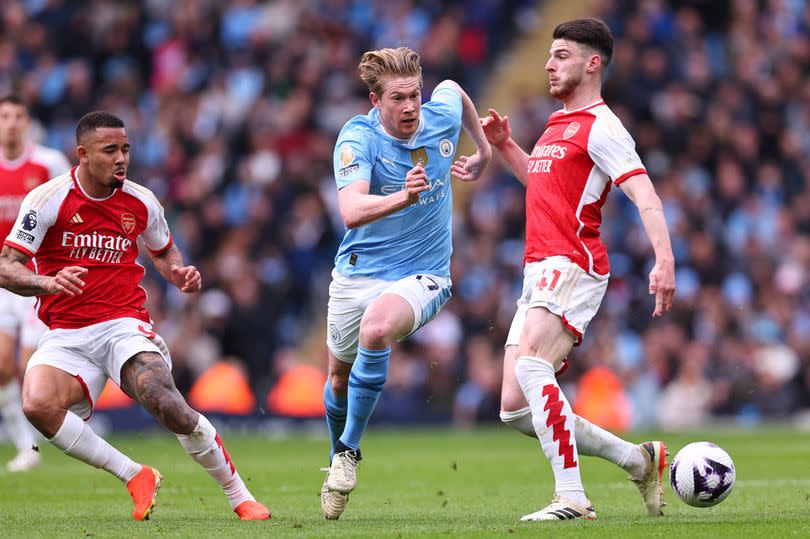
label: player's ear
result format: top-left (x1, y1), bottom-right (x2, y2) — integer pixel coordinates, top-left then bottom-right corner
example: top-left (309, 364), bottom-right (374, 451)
top-left (369, 91), bottom-right (381, 110)
top-left (76, 145), bottom-right (88, 163)
top-left (586, 53), bottom-right (601, 74)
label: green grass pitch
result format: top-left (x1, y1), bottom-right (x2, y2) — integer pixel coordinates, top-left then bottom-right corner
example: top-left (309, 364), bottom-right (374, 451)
top-left (1, 425), bottom-right (808, 537)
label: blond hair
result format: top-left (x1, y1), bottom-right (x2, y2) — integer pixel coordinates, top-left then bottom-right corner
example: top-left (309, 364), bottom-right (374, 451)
top-left (359, 47), bottom-right (422, 96)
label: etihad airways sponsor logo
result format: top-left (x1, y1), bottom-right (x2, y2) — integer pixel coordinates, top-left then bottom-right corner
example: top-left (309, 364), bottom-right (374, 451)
top-left (62, 231), bottom-right (133, 264)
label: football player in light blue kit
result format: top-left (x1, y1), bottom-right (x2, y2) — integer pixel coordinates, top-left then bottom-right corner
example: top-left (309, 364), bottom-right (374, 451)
top-left (320, 47), bottom-right (491, 520)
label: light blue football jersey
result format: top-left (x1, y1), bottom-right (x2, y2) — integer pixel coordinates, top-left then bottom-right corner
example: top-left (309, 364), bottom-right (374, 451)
top-left (332, 83), bottom-right (463, 280)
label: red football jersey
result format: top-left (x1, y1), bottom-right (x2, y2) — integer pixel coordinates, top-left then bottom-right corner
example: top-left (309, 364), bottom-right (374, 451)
top-left (4, 167), bottom-right (173, 329)
top-left (0, 143), bottom-right (71, 242)
top-left (524, 101), bottom-right (647, 277)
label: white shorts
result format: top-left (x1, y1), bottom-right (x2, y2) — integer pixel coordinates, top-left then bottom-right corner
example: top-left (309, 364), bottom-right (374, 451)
top-left (326, 269), bottom-right (452, 363)
top-left (26, 317), bottom-right (172, 420)
top-left (506, 256), bottom-right (608, 347)
top-left (0, 288), bottom-right (47, 348)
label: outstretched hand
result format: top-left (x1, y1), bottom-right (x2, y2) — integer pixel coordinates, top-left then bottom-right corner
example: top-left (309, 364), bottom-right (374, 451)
top-left (480, 108), bottom-right (512, 147)
top-left (648, 260), bottom-right (675, 317)
top-left (46, 266), bottom-right (88, 296)
top-left (170, 264), bottom-right (202, 293)
top-left (451, 151), bottom-right (490, 182)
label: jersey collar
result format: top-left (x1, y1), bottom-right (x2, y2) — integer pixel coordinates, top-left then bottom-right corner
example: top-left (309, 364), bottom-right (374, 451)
top-left (71, 166), bottom-right (119, 201)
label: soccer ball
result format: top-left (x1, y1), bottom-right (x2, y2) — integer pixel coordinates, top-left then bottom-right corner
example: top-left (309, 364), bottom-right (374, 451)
top-left (669, 442), bottom-right (735, 507)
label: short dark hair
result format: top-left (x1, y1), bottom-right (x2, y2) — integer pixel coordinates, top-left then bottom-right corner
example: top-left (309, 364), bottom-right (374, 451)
top-left (553, 18), bottom-right (614, 67)
top-left (75, 111), bottom-right (125, 144)
top-left (0, 94), bottom-right (26, 108)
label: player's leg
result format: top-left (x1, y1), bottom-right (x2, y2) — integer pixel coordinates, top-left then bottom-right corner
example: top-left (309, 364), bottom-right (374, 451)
top-left (22, 363), bottom-right (145, 480)
top-left (5, 301), bottom-right (50, 472)
top-left (0, 333), bottom-right (40, 471)
top-left (502, 329), bottom-right (663, 516)
top-left (324, 352), bottom-right (351, 459)
top-left (118, 350), bottom-right (269, 521)
top-left (0, 292), bottom-right (40, 471)
top-left (501, 339), bottom-right (648, 474)
top-left (515, 306), bottom-right (593, 518)
top-left (335, 292), bottom-right (412, 456)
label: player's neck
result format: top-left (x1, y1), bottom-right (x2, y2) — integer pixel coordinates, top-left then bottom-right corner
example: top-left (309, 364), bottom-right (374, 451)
top-left (1, 141), bottom-right (25, 161)
top-left (561, 87), bottom-right (603, 112)
top-left (76, 166), bottom-right (116, 199)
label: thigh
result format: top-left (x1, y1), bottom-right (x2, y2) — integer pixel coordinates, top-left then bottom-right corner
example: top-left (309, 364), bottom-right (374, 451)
top-left (383, 273), bottom-right (452, 338)
top-left (23, 364), bottom-right (88, 409)
top-left (26, 331), bottom-right (106, 420)
top-left (326, 270), bottom-right (386, 363)
top-left (97, 318), bottom-right (172, 386)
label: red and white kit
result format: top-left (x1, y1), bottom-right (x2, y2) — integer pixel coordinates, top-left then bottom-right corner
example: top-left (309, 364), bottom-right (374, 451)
top-left (0, 143), bottom-right (71, 343)
top-left (509, 101), bottom-right (647, 342)
top-left (3, 167), bottom-right (174, 417)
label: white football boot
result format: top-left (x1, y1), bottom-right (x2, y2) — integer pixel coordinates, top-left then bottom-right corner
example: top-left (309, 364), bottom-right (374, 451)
top-left (629, 441), bottom-right (668, 516)
top-left (520, 494), bottom-right (597, 521)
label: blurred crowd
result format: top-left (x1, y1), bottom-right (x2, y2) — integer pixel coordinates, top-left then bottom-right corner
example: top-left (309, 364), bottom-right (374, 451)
top-left (1, 0), bottom-right (808, 430)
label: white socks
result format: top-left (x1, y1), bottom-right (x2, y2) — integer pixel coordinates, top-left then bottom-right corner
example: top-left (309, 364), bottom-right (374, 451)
top-left (574, 415), bottom-right (644, 476)
top-left (49, 410), bottom-right (141, 482)
top-left (0, 380), bottom-right (37, 454)
top-left (176, 414), bottom-right (254, 509)
top-left (514, 356), bottom-right (586, 506)
top-left (499, 407), bottom-right (535, 437)
top-left (502, 392), bottom-right (646, 479)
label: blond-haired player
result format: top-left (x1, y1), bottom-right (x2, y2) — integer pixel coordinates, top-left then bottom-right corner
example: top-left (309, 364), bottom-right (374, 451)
top-left (320, 47), bottom-right (491, 520)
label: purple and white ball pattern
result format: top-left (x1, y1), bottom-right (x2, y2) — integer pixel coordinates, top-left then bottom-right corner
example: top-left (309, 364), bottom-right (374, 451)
top-left (669, 441), bottom-right (736, 507)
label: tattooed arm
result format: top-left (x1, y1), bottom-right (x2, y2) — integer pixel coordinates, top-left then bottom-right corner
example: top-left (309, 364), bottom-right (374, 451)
top-left (0, 245), bottom-right (86, 296)
top-left (149, 244), bottom-right (201, 293)
top-left (620, 173), bottom-right (675, 317)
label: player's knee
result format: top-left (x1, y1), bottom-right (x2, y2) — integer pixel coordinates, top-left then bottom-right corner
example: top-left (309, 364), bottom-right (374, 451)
top-left (358, 321), bottom-right (394, 348)
top-left (329, 371), bottom-right (349, 396)
top-left (21, 393), bottom-right (55, 427)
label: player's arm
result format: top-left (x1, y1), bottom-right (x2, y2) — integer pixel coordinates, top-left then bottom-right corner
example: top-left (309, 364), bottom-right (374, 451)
top-left (435, 80), bottom-right (491, 182)
top-left (338, 166), bottom-right (429, 229)
top-left (619, 173), bottom-right (675, 317)
top-left (149, 244), bottom-right (201, 293)
top-left (0, 245), bottom-right (86, 296)
top-left (480, 109), bottom-right (529, 186)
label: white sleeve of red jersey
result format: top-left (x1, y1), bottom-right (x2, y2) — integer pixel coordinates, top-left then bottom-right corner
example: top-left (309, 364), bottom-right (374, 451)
top-left (3, 177), bottom-right (70, 257)
top-left (587, 111), bottom-right (647, 185)
top-left (138, 191), bottom-right (172, 255)
top-left (31, 144), bottom-right (72, 180)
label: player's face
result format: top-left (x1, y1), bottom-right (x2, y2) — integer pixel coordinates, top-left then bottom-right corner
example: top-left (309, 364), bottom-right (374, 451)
top-left (371, 75), bottom-right (422, 139)
top-left (0, 103), bottom-right (29, 146)
top-left (545, 39), bottom-right (588, 99)
top-left (78, 127), bottom-right (130, 190)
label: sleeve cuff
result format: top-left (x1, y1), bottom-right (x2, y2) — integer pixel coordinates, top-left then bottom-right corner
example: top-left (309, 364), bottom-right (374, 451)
top-left (147, 234), bottom-right (173, 256)
top-left (3, 240), bottom-right (35, 258)
top-left (614, 168), bottom-right (647, 185)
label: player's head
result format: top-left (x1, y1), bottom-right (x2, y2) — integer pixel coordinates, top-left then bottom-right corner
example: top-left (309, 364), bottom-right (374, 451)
top-left (0, 94), bottom-right (30, 149)
top-left (360, 47), bottom-right (423, 139)
top-left (75, 111), bottom-right (129, 190)
top-left (546, 18), bottom-right (614, 99)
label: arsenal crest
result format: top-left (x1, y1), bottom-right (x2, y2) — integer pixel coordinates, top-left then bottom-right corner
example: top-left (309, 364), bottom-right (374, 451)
top-left (563, 122), bottom-right (580, 140)
top-left (121, 213), bottom-right (136, 234)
